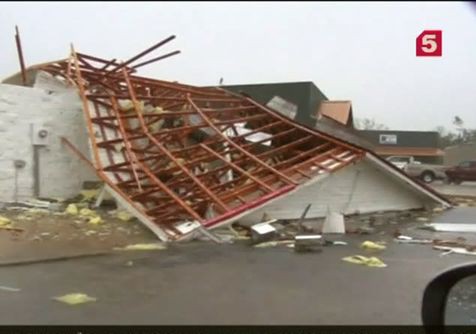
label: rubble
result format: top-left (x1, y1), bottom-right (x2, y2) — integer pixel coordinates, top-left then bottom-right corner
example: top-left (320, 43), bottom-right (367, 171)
top-left (0, 286), bottom-right (21, 292)
top-left (422, 223), bottom-right (476, 233)
top-left (65, 204), bottom-right (79, 215)
top-left (27, 44), bottom-right (450, 242)
top-left (342, 255), bottom-right (387, 268)
top-left (53, 293), bottom-right (97, 305)
top-left (322, 211), bottom-right (345, 234)
top-left (115, 243), bottom-right (167, 251)
top-left (394, 235), bottom-right (432, 244)
top-left (253, 240), bottom-right (293, 248)
top-left (360, 241), bottom-right (386, 251)
top-left (0, 35), bottom-right (453, 244)
top-left (294, 235), bottom-right (323, 253)
top-left (0, 216), bottom-right (12, 226)
top-left (250, 220), bottom-right (278, 244)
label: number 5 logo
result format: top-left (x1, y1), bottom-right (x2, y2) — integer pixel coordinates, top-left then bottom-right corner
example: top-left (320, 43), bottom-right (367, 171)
top-left (416, 30), bottom-right (442, 57)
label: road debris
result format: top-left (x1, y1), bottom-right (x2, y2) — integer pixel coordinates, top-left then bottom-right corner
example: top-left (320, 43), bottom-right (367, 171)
top-left (0, 216), bottom-right (12, 226)
top-left (433, 207), bottom-right (445, 213)
top-left (250, 220), bottom-right (278, 244)
top-left (361, 241), bottom-right (386, 250)
top-left (79, 189), bottom-right (101, 202)
top-left (422, 223), bottom-right (476, 233)
top-left (115, 243), bottom-right (167, 251)
top-left (88, 216), bottom-right (103, 225)
top-left (322, 211), bottom-right (345, 234)
top-left (433, 245), bottom-right (476, 257)
top-left (0, 286), bottom-right (21, 292)
top-left (65, 204), bottom-right (79, 215)
top-left (294, 235), bottom-right (323, 253)
top-left (116, 210), bottom-right (134, 222)
top-left (53, 293), bottom-right (97, 305)
top-left (253, 240), bottom-right (293, 248)
top-left (327, 240), bottom-right (348, 246)
top-left (348, 226), bottom-right (376, 235)
top-left (394, 235), bottom-right (432, 244)
top-left (342, 255), bottom-right (387, 268)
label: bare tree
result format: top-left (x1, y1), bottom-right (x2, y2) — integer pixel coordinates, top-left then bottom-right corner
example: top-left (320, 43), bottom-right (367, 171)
top-left (435, 116), bottom-right (476, 147)
top-left (354, 117), bottom-right (389, 130)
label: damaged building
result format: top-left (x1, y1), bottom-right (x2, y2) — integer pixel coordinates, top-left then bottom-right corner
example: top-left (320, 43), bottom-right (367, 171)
top-left (0, 35), bottom-right (451, 242)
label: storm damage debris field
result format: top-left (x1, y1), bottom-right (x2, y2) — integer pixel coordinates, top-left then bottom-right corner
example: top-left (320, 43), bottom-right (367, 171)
top-left (11, 35), bottom-right (445, 243)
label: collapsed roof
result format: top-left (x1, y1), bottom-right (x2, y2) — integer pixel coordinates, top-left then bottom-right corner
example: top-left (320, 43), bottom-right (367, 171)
top-left (18, 36), bottom-right (451, 242)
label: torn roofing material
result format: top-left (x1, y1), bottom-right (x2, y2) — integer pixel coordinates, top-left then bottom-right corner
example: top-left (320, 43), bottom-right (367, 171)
top-left (32, 38), bottom-right (451, 242)
top-left (316, 100), bottom-right (353, 126)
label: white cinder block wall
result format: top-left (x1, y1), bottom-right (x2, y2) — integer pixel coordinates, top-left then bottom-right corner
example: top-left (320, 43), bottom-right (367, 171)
top-left (236, 158), bottom-right (429, 224)
top-left (0, 71), bottom-right (97, 202)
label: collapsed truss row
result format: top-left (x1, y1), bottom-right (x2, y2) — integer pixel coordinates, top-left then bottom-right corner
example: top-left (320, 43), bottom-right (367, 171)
top-left (40, 43), bottom-right (366, 240)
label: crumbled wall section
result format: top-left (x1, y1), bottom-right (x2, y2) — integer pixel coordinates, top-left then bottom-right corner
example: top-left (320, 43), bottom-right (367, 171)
top-left (0, 72), bottom-right (96, 202)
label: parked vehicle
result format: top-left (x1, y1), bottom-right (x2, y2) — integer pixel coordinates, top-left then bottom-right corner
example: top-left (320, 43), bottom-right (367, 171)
top-left (445, 160), bottom-right (476, 184)
top-left (403, 162), bottom-right (448, 184)
top-left (386, 156), bottom-right (418, 169)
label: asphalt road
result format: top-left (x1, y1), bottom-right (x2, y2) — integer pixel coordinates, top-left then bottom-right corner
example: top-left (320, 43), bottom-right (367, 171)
top-left (431, 181), bottom-right (476, 197)
top-left (0, 208), bottom-right (475, 325)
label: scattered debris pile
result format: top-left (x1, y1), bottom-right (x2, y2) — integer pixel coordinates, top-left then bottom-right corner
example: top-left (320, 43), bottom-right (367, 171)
top-left (2, 34), bottom-right (452, 243)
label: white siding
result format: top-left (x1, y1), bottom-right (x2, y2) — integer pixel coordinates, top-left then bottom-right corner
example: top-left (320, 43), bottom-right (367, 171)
top-left (234, 158), bottom-right (427, 224)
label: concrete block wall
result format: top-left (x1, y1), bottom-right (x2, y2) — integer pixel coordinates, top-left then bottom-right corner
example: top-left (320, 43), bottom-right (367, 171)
top-left (0, 71), bottom-right (97, 202)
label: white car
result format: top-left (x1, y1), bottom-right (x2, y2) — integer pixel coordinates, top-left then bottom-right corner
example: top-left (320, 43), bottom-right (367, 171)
top-left (386, 156), bottom-right (420, 169)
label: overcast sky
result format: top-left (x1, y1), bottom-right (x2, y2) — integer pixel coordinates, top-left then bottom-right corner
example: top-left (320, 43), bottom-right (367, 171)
top-left (1, 1), bottom-right (475, 131)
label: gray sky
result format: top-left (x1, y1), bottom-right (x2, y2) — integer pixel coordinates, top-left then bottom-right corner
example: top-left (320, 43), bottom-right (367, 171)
top-left (1, 1), bottom-right (475, 131)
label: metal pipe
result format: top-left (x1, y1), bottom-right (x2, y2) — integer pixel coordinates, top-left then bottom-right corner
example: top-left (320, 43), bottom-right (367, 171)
top-left (33, 146), bottom-right (40, 198)
top-left (132, 50), bottom-right (181, 69)
top-left (14, 26), bottom-right (27, 86)
top-left (108, 35), bottom-right (176, 74)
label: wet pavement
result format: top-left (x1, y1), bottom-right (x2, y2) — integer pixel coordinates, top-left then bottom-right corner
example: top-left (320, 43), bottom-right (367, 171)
top-left (0, 208), bottom-right (474, 325)
top-left (431, 181), bottom-right (476, 198)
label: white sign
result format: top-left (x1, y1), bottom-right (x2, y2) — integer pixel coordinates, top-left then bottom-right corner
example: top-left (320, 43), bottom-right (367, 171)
top-left (379, 134), bottom-right (397, 145)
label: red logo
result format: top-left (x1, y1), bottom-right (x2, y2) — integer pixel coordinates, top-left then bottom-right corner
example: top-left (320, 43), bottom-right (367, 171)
top-left (416, 30), bottom-right (442, 57)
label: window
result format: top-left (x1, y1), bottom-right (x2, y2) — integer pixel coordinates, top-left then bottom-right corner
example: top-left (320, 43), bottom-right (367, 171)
top-left (459, 161), bottom-right (471, 168)
top-left (379, 134), bottom-right (397, 145)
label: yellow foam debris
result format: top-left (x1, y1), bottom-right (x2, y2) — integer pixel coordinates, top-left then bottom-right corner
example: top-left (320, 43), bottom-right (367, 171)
top-left (254, 240), bottom-right (293, 248)
top-left (79, 208), bottom-right (96, 218)
top-left (118, 99), bottom-right (144, 113)
top-left (117, 211), bottom-right (134, 222)
top-left (80, 189), bottom-right (100, 202)
top-left (361, 241), bottom-right (386, 251)
top-left (342, 255), bottom-right (387, 268)
top-left (88, 216), bottom-right (103, 225)
top-left (0, 216), bottom-right (11, 226)
top-left (154, 106), bottom-right (165, 114)
top-left (65, 204), bottom-right (79, 215)
top-left (116, 243), bottom-right (166, 251)
top-left (53, 293), bottom-right (97, 305)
